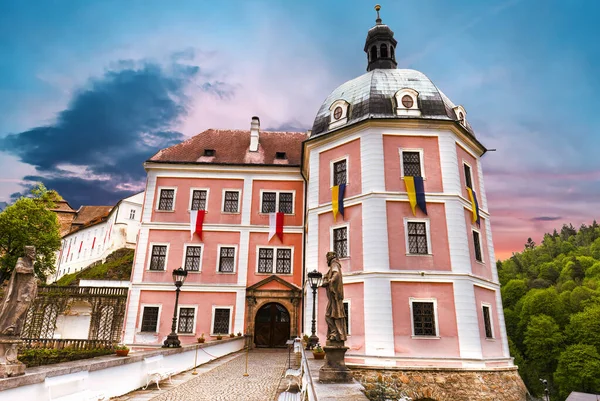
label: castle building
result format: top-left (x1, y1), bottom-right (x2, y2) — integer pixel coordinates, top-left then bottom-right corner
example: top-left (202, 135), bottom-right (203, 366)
top-left (122, 10), bottom-right (518, 383)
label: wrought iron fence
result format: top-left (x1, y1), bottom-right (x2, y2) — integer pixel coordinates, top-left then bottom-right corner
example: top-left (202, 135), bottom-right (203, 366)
top-left (21, 338), bottom-right (116, 350)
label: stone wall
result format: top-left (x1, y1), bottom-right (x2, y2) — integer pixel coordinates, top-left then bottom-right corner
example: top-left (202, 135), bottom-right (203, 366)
top-left (351, 366), bottom-right (529, 401)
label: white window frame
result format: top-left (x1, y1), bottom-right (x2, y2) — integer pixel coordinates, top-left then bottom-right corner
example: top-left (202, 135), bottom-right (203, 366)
top-left (138, 304), bottom-right (162, 333)
top-left (147, 242), bottom-right (170, 271)
top-left (394, 88), bottom-right (421, 116)
top-left (176, 305), bottom-right (198, 335)
top-left (472, 228), bottom-right (484, 264)
top-left (221, 189), bottom-right (241, 214)
top-left (463, 161), bottom-right (473, 190)
top-left (343, 299), bottom-right (351, 336)
top-left (330, 222), bottom-right (350, 259)
top-left (259, 189), bottom-right (296, 215)
top-left (216, 245), bottom-right (238, 274)
top-left (403, 218), bottom-right (432, 256)
top-left (453, 105), bottom-right (467, 126)
top-left (155, 186), bottom-right (177, 212)
top-left (255, 245), bottom-right (294, 275)
top-left (188, 187), bottom-right (210, 211)
top-left (329, 155), bottom-right (350, 188)
top-left (481, 302), bottom-right (495, 339)
top-left (409, 297), bottom-right (439, 338)
top-left (329, 99), bottom-right (350, 129)
top-left (210, 305), bottom-right (234, 335)
top-left (399, 148), bottom-right (426, 179)
top-left (181, 243), bottom-right (203, 273)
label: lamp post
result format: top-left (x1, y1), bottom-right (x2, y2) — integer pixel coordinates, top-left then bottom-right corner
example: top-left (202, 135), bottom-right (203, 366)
top-left (539, 378), bottom-right (549, 401)
top-left (306, 269), bottom-right (323, 350)
top-left (163, 267), bottom-right (188, 348)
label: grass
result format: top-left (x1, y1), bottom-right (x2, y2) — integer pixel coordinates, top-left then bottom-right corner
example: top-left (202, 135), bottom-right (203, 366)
top-left (56, 248), bottom-right (134, 286)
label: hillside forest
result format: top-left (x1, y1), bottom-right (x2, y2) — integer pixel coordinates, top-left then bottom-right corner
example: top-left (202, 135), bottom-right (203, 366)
top-left (498, 222), bottom-right (600, 400)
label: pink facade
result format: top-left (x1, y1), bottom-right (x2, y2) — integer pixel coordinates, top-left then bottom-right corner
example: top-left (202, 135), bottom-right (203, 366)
top-left (318, 204), bottom-right (363, 272)
top-left (250, 180), bottom-right (304, 226)
top-left (318, 139), bottom-right (362, 204)
top-left (463, 209), bottom-right (492, 280)
top-left (247, 232), bottom-right (303, 287)
top-left (474, 285), bottom-right (504, 358)
top-left (456, 143), bottom-right (481, 199)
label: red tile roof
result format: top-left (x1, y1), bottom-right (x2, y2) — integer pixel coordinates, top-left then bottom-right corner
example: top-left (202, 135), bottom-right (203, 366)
top-left (148, 129), bottom-right (308, 166)
top-left (71, 206), bottom-right (113, 226)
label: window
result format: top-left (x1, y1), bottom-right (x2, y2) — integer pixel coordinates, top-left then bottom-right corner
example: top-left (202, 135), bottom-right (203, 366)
top-left (370, 46), bottom-right (377, 61)
top-left (412, 301), bottom-right (436, 336)
top-left (158, 189), bottom-right (175, 211)
top-left (204, 149), bottom-right (215, 157)
top-left (223, 191), bottom-right (239, 213)
top-left (380, 43), bottom-right (388, 58)
top-left (333, 227), bottom-right (348, 258)
top-left (275, 152), bottom-right (287, 160)
top-left (343, 301), bottom-right (350, 335)
top-left (333, 159), bottom-right (347, 186)
top-left (129, 209), bottom-right (136, 219)
top-left (473, 230), bottom-right (483, 262)
top-left (257, 248), bottom-right (292, 274)
top-left (464, 163), bottom-right (473, 189)
top-left (482, 305), bottom-right (493, 339)
top-left (177, 307), bottom-right (195, 334)
top-left (218, 247), bottom-right (235, 273)
top-left (184, 246), bottom-right (202, 271)
top-left (333, 106), bottom-right (343, 120)
top-left (402, 151), bottom-right (422, 177)
top-left (401, 95), bottom-right (414, 108)
top-left (141, 306), bottom-right (159, 332)
top-left (191, 190), bottom-right (207, 211)
top-left (261, 191), bottom-right (294, 214)
top-left (407, 222), bottom-right (428, 254)
top-left (212, 308), bottom-right (231, 334)
top-left (149, 245), bottom-right (167, 270)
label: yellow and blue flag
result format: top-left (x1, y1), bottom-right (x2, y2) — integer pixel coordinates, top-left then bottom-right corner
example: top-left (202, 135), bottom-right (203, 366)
top-left (331, 183), bottom-right (346, 221)
top-left (403, 176), bottom-right (427, 216)
top-left (466, 187), bottom-right (480, 226)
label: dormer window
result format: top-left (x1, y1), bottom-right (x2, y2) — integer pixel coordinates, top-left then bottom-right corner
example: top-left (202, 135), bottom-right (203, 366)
top-left (275, 152), bottom-right (287, 160)
top-left (329, 99), bottom-right (350, 130)
top-left (394, 88), bottom-right (421, 117)
top-left (204, 149), bottom-right (215, 157)
top-left (453, 105), bottom-right (467, 127)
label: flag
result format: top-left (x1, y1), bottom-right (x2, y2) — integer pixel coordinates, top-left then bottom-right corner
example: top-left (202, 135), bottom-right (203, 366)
top-left (466, 187), bottom-right (481, 226)
top-left (403, 176), bottom-right (417, 216)
top-left (331, 184), bottom-right (346, 221)
top-left (269, 212), bottom-right (284, 241)
top-left (79, 241), bottom-right (83, 252)
top-left (413, 176), bottom-right (428, 215)
top-left (108, 223), bottom-right (113, 240)
top-left (190, 210), bottom-right (206, 240)
top-left (92, 237), bottom-right (96, 249)
top-left (67, 244), bottom-right (71, 258)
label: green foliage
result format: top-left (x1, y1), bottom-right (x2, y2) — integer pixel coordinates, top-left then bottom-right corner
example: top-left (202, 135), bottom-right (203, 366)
top-left (0, 183), bottom-right (62, 282)
top-left (18, 347), bottom-right (114, 368)
top-left (56, 248), bottom-right (134, 286)
top-left (499, 221), bottom-right (600, 400)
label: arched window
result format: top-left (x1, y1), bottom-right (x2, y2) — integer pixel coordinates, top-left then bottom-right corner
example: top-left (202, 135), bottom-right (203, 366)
top-left (391, 46), bottom-right (395, 60)
top-left (370, 46), bottom-right (377, 61)
top-left (380, 43), bottom-right (388, 58)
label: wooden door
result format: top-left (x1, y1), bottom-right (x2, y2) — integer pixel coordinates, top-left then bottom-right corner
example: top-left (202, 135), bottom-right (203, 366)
top-left (254, 303), bottom-right (290, 347)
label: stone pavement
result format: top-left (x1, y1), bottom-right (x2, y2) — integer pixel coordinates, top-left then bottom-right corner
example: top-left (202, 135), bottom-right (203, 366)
top-left (113, 348), bottom-right (289, 401)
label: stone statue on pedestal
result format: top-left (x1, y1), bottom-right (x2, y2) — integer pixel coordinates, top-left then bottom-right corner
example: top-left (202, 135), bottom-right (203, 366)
top-left (319, 251), bottom-right (353, 383)
top-left (0, 246), bottom-right (38, 378)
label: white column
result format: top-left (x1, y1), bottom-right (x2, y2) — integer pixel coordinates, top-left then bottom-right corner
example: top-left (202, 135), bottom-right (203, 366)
top-left (307, 149), bottom-right (320, 209)
top-left (360, 130), bottom-right (386, 193)
top-left (142, 171), bottom-right (157, 223)
top-left (361, 197), bottom-right (390, 272)
top-left (453, 279), bottom-right (483, 362)
top-left (131, 227), bottom-right (150, 283)
top-left (476, 159), bottom-right (489, 212)
top-left (241, 178), bottom-right (253, 226)
top-left (444, 199), bottom-right (471, 274)
top-left (495, 288), bottom-right (511, 358)
top-left (123, 288), bottom-right (141, 344)
top-left (363, 278), bottom-right (395, 358)
top-left (234, 289), bottom-right (246, 334)
top-left (304, 212), bottom-right (319, 333)
top-left (438, 133), bottom-right (460, 194)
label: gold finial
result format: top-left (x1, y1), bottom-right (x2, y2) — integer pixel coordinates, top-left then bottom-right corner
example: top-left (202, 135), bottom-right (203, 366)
top-left (375, 4), bottom-right (382, 23)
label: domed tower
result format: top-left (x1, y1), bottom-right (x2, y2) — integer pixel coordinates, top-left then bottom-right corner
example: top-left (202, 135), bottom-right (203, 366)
top-left (302, 6), bottom-right (526, 399)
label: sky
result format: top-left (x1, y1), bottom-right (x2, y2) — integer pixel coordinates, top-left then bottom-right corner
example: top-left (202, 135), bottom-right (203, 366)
top-left (0, 0), bottom-right (599, 260)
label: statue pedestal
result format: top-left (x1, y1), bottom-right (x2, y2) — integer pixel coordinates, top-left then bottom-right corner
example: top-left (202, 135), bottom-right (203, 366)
top-left (0, 337), bottom-right (25, 378)
top-left (319, 340), bottom-right (353, 383)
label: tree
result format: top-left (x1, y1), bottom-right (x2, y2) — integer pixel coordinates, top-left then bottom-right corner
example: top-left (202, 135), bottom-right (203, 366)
top-left (0, 183), bottom-right (61, 282)
top-left (523, 314), bottom-right (564, 381)
top-left (565, 305), bottom-right (600, 350)
top-left (524, 237), bottom-right (536, 249)
top-left (554, 344), bottom-right (600, 399)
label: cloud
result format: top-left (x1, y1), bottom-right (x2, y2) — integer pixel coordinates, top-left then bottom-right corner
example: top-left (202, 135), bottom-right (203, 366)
top-left (1, 58), bottom-right (231, 207)
top-left (530, 216), bottom-right (562, 222)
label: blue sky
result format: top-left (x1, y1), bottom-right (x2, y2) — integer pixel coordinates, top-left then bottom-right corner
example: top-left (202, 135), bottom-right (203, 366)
top-left (0, 0), bottom-right (599, 257)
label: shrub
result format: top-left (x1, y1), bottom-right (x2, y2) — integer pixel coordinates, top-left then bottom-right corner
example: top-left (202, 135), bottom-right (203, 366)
top-left (18, 347), bottom-right (114, 368)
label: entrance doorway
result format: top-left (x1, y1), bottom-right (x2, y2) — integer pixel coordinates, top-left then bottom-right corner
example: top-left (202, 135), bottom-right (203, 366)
top-left (254, 302), bottom-right (290, 347)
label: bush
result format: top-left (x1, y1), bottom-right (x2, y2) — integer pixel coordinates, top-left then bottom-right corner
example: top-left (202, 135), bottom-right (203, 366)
top-left (18, 347), bottom-right (114, 368)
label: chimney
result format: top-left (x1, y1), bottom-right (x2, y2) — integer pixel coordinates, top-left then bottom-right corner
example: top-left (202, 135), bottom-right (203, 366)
top-left (250, 116), bottom-right (260, 152)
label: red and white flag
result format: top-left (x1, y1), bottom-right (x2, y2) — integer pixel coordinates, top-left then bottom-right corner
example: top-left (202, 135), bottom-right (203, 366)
top-left (190, 210), bottom-right (206, 240)
top-left (268, 212), bottom-right (284, 242)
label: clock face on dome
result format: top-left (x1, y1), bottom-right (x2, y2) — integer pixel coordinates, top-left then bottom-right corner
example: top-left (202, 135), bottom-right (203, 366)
top-left (333, 106), bottom-right (343, 120)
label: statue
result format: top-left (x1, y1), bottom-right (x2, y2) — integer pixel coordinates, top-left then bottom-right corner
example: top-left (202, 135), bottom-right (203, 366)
top-left (0, 246), bottom-right (38, 378)
top-left (322, 251), bottom-right (347, 342)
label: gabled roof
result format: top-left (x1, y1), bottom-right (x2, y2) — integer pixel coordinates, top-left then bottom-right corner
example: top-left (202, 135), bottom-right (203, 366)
top-left (566, 392), bottom-right (600, 401)
top-left (71, 206), bottom-right (113, 226)
top-left (148, 129), bottom-right (308, 167)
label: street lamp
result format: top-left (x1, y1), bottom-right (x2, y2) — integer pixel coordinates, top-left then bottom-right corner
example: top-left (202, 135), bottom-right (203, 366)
top-left (162, 267), bottom-right (188, 348)
top-left (306, 269), bottom-right (323, 350)
top-left (539, 378), bottom-right (549, 401)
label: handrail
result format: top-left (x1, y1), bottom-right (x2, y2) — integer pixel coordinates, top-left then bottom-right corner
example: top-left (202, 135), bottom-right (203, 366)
top-left (37, 286), bottom-right (128, 297)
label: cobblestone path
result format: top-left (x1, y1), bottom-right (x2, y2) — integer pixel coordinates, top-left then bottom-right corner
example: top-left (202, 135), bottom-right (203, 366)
top-left (150, 349), bottom-right (288, 401)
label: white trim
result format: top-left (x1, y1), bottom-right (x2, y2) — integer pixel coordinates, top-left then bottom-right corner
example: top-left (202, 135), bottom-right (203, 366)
top-left (210, 305), bottom-right (234, 335)
top-left (216, 245), bottom-right (238, 274)
top-left (463, 160), bottom-right (473, 189)
top-left (394, 88), bottom-right (421, 117)
top-left (181, 243), bottom-right (203, 273)
top-left (259, 189), bottom-right (296, 215)
top-left (176, 304), bottom-right (198, 335)
top-left (330, 222), bottom-right (350, 259)
top-left (481, 302), bottom-right (495, 339)
top-left (138, 304), bottom-right (162, 333)
top-left (188, 187), bottom-right (210, 211)
top-left (344, 299), bottom-right (352, 336)
top-left (403, 218), bottom-right (432, 256)
top-left (146, 242), bottom-right (170, 271)
top-left (409, 297), bottom-right (439, 338)
top-left (399, 148), bottom-right (426, 179)
top-left (329, 99), bottom-right (350, 129)
top-left (453, 105), bottom-right (467, 127)
top-left (221, 189), bottom-right (241, 214)
top-left (155, 186), bottom-right (177, 212)
top-left (329, 155), bottom-right (349, 188)
top-left (472, 228), bottom-right (484, 264)
top-left (255, 245), bottom-right (294, 275)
